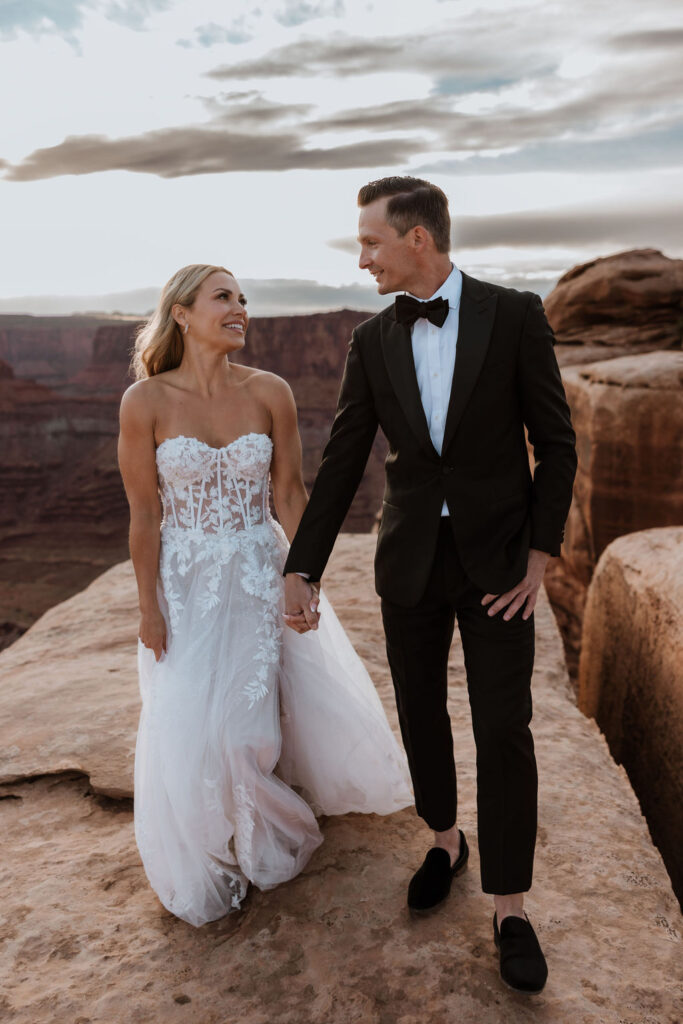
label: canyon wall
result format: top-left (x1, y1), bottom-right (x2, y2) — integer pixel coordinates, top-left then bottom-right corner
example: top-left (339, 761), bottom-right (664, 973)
top-left (0, 313), bottom-right (125, 387)
top-left (0, 310), bottom-right (384, 649)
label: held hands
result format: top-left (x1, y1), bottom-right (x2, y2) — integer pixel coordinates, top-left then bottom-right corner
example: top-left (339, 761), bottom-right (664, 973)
top-left (481, 548), bottom-right (551, 621)
top-left (139, 607), bottom-right (167, 662)
top-left (283, 574), bottom-right (321, 633)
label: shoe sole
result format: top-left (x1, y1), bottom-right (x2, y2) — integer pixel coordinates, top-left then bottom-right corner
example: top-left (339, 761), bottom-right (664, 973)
top-left (407, 858), bottom-right (468, 917)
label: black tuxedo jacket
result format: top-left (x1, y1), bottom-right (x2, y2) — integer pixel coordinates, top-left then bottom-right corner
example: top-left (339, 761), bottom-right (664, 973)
top-left (283, 271), bottom-right (577, 607)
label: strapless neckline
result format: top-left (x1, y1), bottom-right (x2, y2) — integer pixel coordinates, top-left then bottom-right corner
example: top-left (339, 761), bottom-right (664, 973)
top-left (156, 431), bottom-right (272, 456)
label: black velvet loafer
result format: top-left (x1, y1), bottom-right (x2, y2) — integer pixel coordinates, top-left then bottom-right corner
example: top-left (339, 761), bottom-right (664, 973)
top-left (493, 911), bottom-right (548, 993)
top-left (407, 830), bottom-right (469, 914)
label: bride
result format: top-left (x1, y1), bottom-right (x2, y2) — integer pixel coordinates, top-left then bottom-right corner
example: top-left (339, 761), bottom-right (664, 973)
top-left (117, 263), bottom-right (412, 927)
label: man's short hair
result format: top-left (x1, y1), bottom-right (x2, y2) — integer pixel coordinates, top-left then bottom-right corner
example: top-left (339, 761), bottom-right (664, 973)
top-left (358, 176), bottom-right (451, 254)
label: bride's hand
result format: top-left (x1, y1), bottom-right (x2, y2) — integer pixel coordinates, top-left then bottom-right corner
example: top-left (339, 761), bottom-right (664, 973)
top-left (283, 575), bottom-right (320, 633)
top-left (139, 608), bottom-right (167, 661)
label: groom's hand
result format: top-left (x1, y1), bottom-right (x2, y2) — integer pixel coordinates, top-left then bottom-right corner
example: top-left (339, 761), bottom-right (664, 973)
top-left (480, 548), bottom-right (551, 621)
top-left (283, 573), bottom-right (320, 633)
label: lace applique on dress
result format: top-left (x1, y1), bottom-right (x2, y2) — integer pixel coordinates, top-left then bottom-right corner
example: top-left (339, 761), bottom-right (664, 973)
top-left (155, 433), bottom-right (282, 707)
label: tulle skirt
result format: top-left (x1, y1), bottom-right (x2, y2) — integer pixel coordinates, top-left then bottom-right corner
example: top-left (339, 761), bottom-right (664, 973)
top-left (134, 520), bottom-right (413, 927)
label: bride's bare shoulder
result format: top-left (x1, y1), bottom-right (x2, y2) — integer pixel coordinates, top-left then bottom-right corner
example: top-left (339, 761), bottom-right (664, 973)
top-left (241, 365), bottom-right (293, 399)
top-left (119, 375), bottom-right (169, 425)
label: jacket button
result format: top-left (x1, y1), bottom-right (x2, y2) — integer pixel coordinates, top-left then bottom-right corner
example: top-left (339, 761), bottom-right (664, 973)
top-left (442, 464), bottom-right (453, 474)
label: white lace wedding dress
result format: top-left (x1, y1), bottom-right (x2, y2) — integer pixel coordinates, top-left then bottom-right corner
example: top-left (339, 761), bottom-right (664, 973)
top-left (134, 431), bottom-right (413, 927)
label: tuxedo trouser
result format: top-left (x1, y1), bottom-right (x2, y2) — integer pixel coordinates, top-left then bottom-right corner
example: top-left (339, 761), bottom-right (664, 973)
top-left (380, 516), bottom-right (538, 894)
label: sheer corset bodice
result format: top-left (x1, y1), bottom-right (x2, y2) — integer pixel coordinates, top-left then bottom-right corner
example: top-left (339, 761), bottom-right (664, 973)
top-left (156, 432), bottom-right (273, 535)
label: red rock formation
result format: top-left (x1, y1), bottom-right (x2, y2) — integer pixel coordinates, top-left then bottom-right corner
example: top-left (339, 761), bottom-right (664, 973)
top-left (0, 314), bottom-right (123, 387)
top-left (578, 527), bottom-right (683, 907)
top-left (541, 249), bottom-right (683, 678)
top-left (66, 322), bottom-right (141, 395)
top-left (545, 351), bottom-right (683, 679)
top-left (547, 248), bottom-right (683, 366)
top-left (0, 352), bottom-right (131, 649)
top-left (1, 310), bottom-right (385, 649)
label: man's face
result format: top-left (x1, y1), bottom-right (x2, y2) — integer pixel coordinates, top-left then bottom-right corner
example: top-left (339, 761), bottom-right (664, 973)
top-left (357, 196), bottom-right (415, 294)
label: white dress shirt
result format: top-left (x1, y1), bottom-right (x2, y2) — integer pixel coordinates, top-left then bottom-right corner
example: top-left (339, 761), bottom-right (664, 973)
top-left (295, 263), bottom-right (461, 578)
top-left (407, 262), bottom-right (462, 515)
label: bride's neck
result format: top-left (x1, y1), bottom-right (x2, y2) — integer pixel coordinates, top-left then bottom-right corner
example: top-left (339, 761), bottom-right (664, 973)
top-left (177, 346), bottom-right (235, 398)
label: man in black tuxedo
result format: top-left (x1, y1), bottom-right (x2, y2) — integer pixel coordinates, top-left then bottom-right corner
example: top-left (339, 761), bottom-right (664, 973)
top-left (282, 176), bottom-right (576, 993)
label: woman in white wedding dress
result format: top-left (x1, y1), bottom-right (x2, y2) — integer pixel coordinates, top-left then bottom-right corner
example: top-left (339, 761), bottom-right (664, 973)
top-left (117, 264), bottom-right (412, 927)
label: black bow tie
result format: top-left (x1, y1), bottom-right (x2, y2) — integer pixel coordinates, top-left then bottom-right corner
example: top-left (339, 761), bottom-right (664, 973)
top-left (394, 294), bottom-right (449, 328)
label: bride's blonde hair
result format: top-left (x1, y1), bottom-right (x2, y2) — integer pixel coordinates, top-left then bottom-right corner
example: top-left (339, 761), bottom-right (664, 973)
top-left (131, 263), bottom-right (232, 380)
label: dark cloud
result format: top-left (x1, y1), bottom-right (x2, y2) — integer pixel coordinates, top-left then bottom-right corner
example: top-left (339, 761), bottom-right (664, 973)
top-left (2, 125), bottom-right (421, 181)
top-left (311, 97), bottom-right (456, 133)
top-left (413, 124), bottom-right (683, 175)
top-left (200, 91), bottom-right (314, 126)
top-left (2, 84), bottom-right (422, 181)
top-left (310, 53), bottom-right (683, 154)
top-left (329, 203), bottom-right (683, 255)
top-left (609, 27), bottom-right (683, 50)
top-left (206, 25), bottom-right (557, 84)
top-left (205, 29), bottom-right (683, 175)
top-left (452, 205), bottom-right (683, 252)
top-left (5, 14), bottom-right (683, 183)
top-left (207, 33), bottom-right (440, 80)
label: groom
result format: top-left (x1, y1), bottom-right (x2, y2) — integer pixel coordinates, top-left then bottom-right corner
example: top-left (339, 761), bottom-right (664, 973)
top-left (282, 176), bottom-right (576, 993)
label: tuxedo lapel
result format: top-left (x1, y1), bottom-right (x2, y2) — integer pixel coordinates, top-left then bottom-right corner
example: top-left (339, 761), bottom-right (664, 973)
top-left (442, 272), bottom-right (498, 455)
top-left (380, 312), bottom-right (439, 459)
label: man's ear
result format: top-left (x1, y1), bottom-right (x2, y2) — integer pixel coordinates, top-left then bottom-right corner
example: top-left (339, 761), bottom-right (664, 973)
top-left (412, 226), bottom-right (429, 251)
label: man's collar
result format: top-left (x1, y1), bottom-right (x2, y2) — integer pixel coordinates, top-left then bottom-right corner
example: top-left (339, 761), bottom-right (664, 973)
top-left (406, 262), bottom-right (462, 306)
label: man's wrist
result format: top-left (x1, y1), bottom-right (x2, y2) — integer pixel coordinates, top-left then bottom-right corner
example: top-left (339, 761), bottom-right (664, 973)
top-left (286, 571), bottom-right (320, 583)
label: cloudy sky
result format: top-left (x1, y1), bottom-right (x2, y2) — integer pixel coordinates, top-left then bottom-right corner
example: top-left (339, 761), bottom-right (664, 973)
top-left (1, 0), bottom-right (681, 315)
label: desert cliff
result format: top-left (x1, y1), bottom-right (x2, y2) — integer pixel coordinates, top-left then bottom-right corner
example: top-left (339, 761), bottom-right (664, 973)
top-left (0, 535), bottom-right (680, 1023)
top-left (545, 250), bottom-right (683, 678)
top-left (578, 527), bottom-right (683, 913)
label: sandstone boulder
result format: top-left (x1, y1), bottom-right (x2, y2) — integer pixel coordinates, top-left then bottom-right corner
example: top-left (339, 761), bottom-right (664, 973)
top-left (578, 527), bottom-right (683, 911)
top-left (545, 248), bottom-right (683, 359)
top-left (0, 536), bottom-right (680, 1023)
top-left (545, 351), bottom-right (683, 678)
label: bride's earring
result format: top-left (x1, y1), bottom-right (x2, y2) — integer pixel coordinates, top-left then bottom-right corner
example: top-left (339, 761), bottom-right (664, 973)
top-left (183, 323), bottom-right (189, 335)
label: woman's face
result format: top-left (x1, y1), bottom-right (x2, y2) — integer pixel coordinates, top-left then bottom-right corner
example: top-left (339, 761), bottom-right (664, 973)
top-left (182, 270), bottom-right (249, 352)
